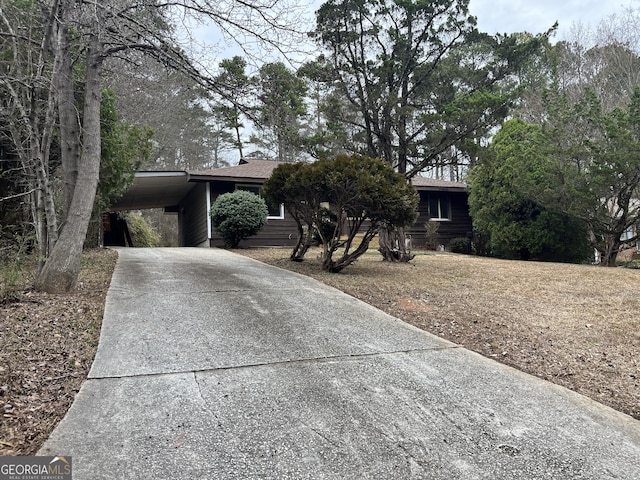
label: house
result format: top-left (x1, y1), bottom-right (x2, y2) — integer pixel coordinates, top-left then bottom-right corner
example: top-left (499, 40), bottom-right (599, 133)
top-left (410, 176), bottom-right (473, 248)
top-left (109, 159), bottom-right (473, 249)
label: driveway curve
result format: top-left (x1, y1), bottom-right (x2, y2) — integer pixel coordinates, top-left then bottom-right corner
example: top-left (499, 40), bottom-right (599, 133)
top-left (40, 248), bottom-right (640, 479)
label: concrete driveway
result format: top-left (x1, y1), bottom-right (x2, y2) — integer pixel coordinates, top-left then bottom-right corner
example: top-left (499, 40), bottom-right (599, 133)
top-left (40, 248), bottom-right (640, 479)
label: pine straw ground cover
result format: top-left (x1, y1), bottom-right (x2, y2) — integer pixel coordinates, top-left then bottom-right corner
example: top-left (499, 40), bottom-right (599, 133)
top-left (0, 249), bottom-right (117, 455)
top-left (239, 248), bottom-right (640, 421)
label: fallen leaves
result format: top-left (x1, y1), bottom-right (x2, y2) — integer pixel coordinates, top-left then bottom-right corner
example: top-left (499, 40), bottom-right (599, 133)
top-left (0, 249), bottom-right (117, 455)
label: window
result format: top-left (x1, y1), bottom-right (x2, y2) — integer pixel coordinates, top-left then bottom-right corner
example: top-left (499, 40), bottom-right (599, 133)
top-left (236, 184), bottom-right (284, 219)
top-left (428, 194), bottom-right (451, 221)
top-left (622, 226), bottom-right (634, 241)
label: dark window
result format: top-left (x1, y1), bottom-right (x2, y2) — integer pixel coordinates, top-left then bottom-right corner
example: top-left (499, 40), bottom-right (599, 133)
top-left (428, 194), bottom-right (451, 220)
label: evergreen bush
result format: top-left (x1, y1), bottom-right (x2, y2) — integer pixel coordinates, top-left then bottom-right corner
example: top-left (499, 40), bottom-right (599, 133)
top-left (126, 213), bottom-right (161, 247)
top-left (210, 191), bottom-right (268, 248)
top-left (449, 237), bottom-right (472, 254)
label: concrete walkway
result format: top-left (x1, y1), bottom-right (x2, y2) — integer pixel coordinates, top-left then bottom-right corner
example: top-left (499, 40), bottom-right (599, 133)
top-left (40, 248), bottom-right (640, 479)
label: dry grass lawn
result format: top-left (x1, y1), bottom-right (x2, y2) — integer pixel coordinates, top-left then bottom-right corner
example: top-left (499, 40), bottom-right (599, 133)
top-left (239, 248), bottom-right (640, 420)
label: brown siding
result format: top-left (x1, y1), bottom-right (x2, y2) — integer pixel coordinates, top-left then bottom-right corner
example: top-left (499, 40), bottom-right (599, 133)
top-left (179, 183), bottom-right (208, 246)
top-left (205, 180), bottom-right (473, 249)
top-left (408, 191), bottom-right (473, 248)
top-left (208, 181), bottom-right (299, 248)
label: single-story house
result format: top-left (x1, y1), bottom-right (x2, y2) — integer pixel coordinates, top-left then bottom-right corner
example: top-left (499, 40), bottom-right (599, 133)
top-left (108, 158), bottom-right (473, 249)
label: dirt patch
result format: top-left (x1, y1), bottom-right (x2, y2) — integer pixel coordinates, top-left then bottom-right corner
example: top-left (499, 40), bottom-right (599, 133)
top-left (239, 248), bottom-right (640, 420)
top-left (0, 249), bottom-right (117, 455)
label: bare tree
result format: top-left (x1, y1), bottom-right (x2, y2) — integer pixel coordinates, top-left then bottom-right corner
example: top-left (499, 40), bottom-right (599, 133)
top-left (0, 1), bottom-right (61, 266)
top-left (1, 0), bottom-right (307, 292)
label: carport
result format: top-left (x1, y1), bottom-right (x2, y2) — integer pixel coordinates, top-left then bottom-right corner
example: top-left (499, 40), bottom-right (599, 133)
top-left (108, 171), bottom-right (209, 247)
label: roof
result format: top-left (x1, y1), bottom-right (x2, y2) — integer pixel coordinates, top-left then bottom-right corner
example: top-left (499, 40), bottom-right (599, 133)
top-left (189, 159), bottom-right (283, 183)
top-left (110, 160), bottom-right (467, 212)
top-left (190, 160), bottom-right (467, 192)
top-left (411, 176), bottom-right (467, 192)
top-left (109, 171), bottom-right (195, 211)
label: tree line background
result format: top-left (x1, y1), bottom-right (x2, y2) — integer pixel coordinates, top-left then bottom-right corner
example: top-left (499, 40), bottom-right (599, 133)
top-left (1, 0), bottom-right (640, 293)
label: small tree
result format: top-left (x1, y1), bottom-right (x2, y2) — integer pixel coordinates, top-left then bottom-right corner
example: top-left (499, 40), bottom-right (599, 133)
top-left (210, 191), bottom-right (268, 248)
top-left (264, 155), bottom-right (418, 272)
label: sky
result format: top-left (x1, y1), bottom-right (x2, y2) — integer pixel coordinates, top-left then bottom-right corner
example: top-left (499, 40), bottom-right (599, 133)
top-left (467, 0), bottom-right (635, 37)
top-left (182, 0), bottom-right (640, 74)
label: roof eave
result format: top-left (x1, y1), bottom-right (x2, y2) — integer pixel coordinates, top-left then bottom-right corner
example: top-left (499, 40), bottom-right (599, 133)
top-left (413, 185), bottom-right (468, 193)
top-left (187, 174), bottom-right (267, 183)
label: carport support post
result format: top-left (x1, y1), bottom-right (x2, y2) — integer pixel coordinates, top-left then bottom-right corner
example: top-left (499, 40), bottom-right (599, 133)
top-left (206, 182), bottom-right (212, 245)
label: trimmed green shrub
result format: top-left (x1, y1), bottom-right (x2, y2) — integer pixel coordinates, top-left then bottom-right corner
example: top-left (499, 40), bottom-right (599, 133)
top-left (210, 191), bottom-right (268, 248)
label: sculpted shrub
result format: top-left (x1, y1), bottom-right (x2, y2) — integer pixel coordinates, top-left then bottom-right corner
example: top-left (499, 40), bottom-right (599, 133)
top-left (264, 155), bottom-right (418, 272)
top-left (210, 191), bottom-right (268, 248)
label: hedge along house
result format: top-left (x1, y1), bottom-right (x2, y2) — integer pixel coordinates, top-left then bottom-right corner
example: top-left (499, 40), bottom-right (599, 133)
top-left (109, 158), bottom-right (473, 249)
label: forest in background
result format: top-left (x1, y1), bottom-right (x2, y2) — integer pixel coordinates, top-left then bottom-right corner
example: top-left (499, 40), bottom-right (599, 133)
top-left (1, 0), bottom-right (639, 295)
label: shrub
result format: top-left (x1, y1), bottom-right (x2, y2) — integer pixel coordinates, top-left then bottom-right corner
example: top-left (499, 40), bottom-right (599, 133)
top-left (424, 221), bottom-right (440, 250)
top-left (210, 190), bottom-right (268, 248)
top-left (449, 237), bottom-right (472, 254)
top-left (126, 213), bottom-right (161, 247)
top-left (263, 155), bottom-right (418, 272)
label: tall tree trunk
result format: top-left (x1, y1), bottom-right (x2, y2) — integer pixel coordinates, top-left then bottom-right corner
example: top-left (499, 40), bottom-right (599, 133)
top-left (57, 20), bottom-right (80, 220)
top-left (34, 155), bottom-right (58, 256)
top-left (600, 234), bottom-right (622, 267)
top-left (35, 37), bottom-right (103, 293)
top-left (233, 108), bottom-right (244, 160)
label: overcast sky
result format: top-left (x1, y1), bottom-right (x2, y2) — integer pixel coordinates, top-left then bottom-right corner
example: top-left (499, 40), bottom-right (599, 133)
top-left (186, 1), bottom-right (640, 70)
top-left (469, 0), bottom-right (636, 37)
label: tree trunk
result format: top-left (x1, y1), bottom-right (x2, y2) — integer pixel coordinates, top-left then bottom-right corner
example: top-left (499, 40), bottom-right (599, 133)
top-left (57, 21), bottom-right (80, 220)
top-left (34, 155), bottom-right (58, 256)
top-left (234, 110), bottom-right (244, 160)
top-left (290, 220), bottom-right (313, 262)
top-left (600, 234), bottom-right (621, 267)
top-left (35, 39), bottom-right (103, 293)
top-left (320, 228), bottom-right (376, 273)
top-left (378, 225), bottom-right (415, 262)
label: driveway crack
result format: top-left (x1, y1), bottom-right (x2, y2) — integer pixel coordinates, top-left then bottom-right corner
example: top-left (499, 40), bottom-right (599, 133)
top-left (89, 345), bottom-right (461, 380)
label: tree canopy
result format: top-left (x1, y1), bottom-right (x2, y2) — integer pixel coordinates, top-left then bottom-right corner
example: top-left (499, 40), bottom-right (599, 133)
top-left (0, 0), bottom-right (305, 292)
top-left (468, 119), bottom-right (592, 262)
top-left (310, 0), bottom-right (551, 178)
top-left (540, 87), bottom-right (640, 265)
top-left (469, 10), bottom-right (640, 266)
